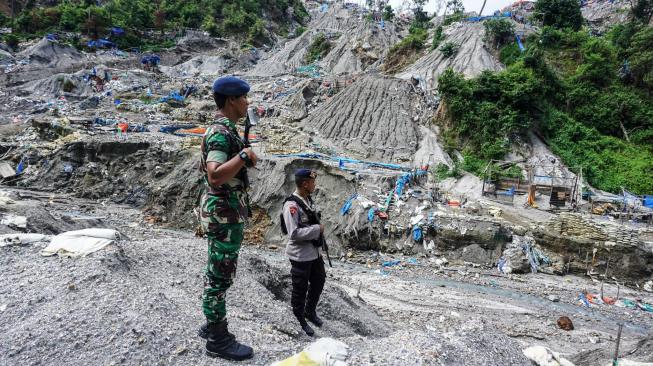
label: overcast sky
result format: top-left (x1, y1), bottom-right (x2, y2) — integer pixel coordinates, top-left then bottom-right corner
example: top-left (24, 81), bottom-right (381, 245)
top-left (383, 0), bottom-right (517, 15)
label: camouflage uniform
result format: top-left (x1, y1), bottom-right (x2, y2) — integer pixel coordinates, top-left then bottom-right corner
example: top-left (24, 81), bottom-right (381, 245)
top-left (199, 115), bottom-right (249, 324)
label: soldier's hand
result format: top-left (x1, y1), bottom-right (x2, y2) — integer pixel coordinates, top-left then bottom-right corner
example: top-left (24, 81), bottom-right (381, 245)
top-left (243, 148), bottom-right (258, 167)
top-left (319, 224), bottom-right (325, 233)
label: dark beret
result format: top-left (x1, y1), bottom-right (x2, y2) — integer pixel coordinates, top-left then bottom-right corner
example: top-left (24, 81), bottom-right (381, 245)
top-left (295, 169), bottom-right (317, 179)
top-left (212, 76), bottom-right (250, 96)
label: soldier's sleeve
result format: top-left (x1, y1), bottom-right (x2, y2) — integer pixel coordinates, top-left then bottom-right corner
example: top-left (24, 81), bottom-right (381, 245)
top-left (283, 201), bottom-right (320, 242)
top-left (205, 132), bottom-right (230, 164)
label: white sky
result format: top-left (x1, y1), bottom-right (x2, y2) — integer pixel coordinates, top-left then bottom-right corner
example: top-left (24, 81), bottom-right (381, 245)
top-left (378, 0), bottom-right (517, 16)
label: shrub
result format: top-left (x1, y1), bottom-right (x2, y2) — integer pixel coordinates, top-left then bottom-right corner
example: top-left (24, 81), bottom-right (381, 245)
top-left (439, 41), bottom-right (459, 58)
top-left (484, 18), bottom-right (515, 48)
top-left (304, 33), bottom-right (332, 63)
top-left (431, 25), bottom-right (444, 50)
top-left (62, 79), bottom-right (75, 93)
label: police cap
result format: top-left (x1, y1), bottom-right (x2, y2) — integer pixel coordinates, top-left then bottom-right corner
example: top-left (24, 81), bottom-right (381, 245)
top-left (295, 169), bottom-right (317, 180)
top-left (212, 76), bottom-right (250, 96)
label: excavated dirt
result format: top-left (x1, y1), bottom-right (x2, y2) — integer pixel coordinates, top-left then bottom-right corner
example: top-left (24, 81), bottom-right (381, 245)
top-left (396, 21), bottom-right (504, 92)
top-left (301, 74), bottom-right (424, 163)
top-left (249, 5), bottom-right (402, 76)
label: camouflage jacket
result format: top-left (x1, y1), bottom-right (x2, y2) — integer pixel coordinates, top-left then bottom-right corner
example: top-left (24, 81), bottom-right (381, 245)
top-left (199, 115), bottom-right (248, 227)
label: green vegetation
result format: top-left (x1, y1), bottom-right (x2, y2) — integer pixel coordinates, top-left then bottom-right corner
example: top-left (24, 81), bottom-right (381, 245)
top-left (294, 25), bottom-right (306, 37)
top-left (434, 162), bottom-right (462, 180)
top-left (383, 5), bottom-right (395, 21)
top-left (304, 33), bottom-right (332, 63)
top-left (431, 25), bottom-right (444, 50)
top-left (5, 0), bottom-right (308, 47)
top-left (62, 79), bottom-right (75, 93)
top-left (438, 20), bottom-right (653, 194)
top-left (439, 41), bottom-right (459, 58)
top-left (533, 0), bottom-right (583, 31)
top-left (484, 18), bottom-right (515, 48)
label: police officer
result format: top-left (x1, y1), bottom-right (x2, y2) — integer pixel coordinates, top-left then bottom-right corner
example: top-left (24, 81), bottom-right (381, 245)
top-left (197, 76), bottom-right (256, 360)
top-left (281, 169), bottom-right (327, 336)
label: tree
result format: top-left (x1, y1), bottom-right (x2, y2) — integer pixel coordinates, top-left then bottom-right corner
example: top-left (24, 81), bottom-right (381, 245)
top-left (628, 26), bottom-right (653, 92)
top-left (446, 0), bottom-right (464, 15)
top-left (154, 8), bottom-right (166, 35)
top-left (630, 0), bottom-right (653, 24)
top-left (534, 0), bottom-right (583, 31)
top-left (484, 18), bottom-right (515, 47)
top-left (382, 5), bottom-right (394, 21)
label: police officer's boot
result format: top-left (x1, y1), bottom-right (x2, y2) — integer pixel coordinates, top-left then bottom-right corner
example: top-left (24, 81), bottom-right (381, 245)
top-left (305, 309), bottom-right (323, 327)
top-left (205, 321), bottom-right (253, 361)
top-left (299, 320), bottom-right (315, 337)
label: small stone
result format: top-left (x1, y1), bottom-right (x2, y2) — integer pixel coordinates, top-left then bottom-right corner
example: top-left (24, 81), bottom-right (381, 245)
top-left (548, 295), bottom-right (560, 302)
top-left (174, 346), bottom-right (188, 355)
top-left (557, 316), bottom-right (574, 331)
top-left (68, 282), bottom-right (76, 291)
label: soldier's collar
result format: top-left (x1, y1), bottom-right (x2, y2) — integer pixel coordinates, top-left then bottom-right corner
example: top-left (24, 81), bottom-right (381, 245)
top-left (215, 112), bottom-right (237, 130)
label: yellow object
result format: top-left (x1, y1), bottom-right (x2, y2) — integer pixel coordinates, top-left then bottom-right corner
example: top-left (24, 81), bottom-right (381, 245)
top-left (274, 351), bottom-right (322, 366)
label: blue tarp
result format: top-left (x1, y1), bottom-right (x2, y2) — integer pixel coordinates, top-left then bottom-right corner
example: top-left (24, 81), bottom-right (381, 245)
top-left (340, 194), bottom-right (357, 215)
top-left (159, 91), bottom-right (184, 104)
top-left (110, 27), bottom-right (125, 37)
top-left (412, 226), bottom-right (422, 241)
top-left (87, 38), bottom-right (116, 49)
top-left (46, 34), bottom-right (57, 41)
top-left (367, 208), bottom-right (376, 222)
top-left (644, 196), bottom-right (653, 209)
top-left (141, 55), bottom-right (161, 66)
top-left (516, 34), bottom-right (525, 52)
top-left (159, 124), bottom-right (196, 134)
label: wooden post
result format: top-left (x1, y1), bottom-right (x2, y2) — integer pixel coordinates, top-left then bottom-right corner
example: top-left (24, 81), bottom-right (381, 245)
top-left (613, 322), bottom-right (623, 366)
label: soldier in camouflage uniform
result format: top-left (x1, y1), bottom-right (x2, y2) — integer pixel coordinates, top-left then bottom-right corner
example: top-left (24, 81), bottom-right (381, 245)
top-left (197, 76), bottom-right (256, 361)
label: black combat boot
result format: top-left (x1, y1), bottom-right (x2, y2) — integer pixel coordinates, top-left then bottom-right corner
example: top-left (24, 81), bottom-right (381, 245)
top-left (198, 322), bottom-right (234, 339)
top-left (205, 321), bottom-right (253, 361)
top-left (305, 310), bottom-right (323, 327)
top-left (300, 321), bottom-right (315, 336)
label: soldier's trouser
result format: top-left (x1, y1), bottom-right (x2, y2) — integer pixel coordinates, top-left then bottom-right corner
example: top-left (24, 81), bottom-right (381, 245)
top-left (290, 257), bottom-right (326, 322)
top-left (203, 223), bottom-right (244, 323)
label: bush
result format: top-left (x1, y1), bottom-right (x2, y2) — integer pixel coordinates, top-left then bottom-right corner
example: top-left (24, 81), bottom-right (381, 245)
top-left (383, 5), bottom-right (394, 21)
top-left (3, 34), bottom-right (20, 50)
top-left (304, 33), bottom-right (332, 63)
top-left (534, 0), bottom-right (583, 31)
top-left (499, 42), bottom-right (521, 65)
top-left (484, 18), bottom-right (515, 48)
top-left (62, 79), bottom-right (75, 93)
top-left (294, 25), bottom-right (306, 37)
top-left (431, 25), bottom-right (444, 50)
top-left (439, 41), bottom-right (459, 58)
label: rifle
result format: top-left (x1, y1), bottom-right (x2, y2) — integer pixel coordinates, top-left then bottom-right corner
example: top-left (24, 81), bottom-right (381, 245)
top-left (243, 107), bottom-right (258, 147)
top-left (319, 234), bottom-right (333, 268)
top-left (240, 107), bottom-right (259, 217)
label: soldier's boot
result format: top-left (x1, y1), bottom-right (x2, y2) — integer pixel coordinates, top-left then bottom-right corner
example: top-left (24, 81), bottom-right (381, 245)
top-left (305, 309), bottom-right (323, 327)
top-left (205, 321), bottom-right (253, 361)
top-left (198, 322), bottom-right (234, 340)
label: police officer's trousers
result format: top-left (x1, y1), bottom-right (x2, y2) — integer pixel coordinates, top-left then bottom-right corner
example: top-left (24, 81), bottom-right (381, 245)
top-left (290, 257), bottom-right (326, 322)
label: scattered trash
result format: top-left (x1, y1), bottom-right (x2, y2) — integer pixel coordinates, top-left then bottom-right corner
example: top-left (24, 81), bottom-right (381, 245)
top-left (271, 337), bottom-right (349, 366)
top-left (523, 346), bottom-right (575, 366)
top-left (0, 162), bottom-right (15, 178)
top-left (548, 295), bottom-right (560, 302)
top-left (0, 233), bottom-right (48, 247)
top-left (557, 316), bottom-right (574, 331)
top-left (41, 228), bottom-right (120, 257)
top-left (1, 215), bottom-right (27, 228)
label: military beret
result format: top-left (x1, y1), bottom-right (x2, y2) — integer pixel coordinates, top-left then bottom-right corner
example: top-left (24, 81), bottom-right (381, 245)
top-left (295, 169), bottom-right (317, 179)
top-left (212, 76), bottom-right (250, 96)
